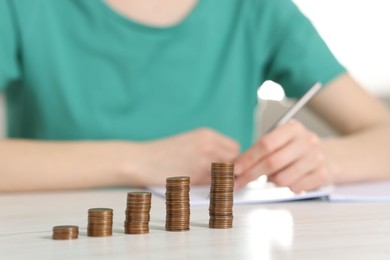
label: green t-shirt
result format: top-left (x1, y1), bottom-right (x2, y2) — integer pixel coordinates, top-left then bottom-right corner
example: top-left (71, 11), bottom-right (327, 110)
top-left (0, 0), bottom-right (345, 150)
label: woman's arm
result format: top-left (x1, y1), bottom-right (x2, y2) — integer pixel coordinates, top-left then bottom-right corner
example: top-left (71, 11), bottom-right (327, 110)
top-left (0, 128), bottom-right (240, 192)
top-left (0, 140), bottom-right (132, 192)
top-left (234, 73), bottom-right (390, 191)
top-left (310, 73), bottom-right (390, 183)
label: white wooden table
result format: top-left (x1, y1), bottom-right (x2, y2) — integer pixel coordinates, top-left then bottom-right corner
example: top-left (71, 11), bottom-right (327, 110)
top-left (1, 188), bottom-right (389, 259)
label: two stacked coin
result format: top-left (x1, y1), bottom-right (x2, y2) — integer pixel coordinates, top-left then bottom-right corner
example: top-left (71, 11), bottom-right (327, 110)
top-left (52, 225), bottom-right (79, 240)
top-left (209, 162), bottom-right (234, 229)
top-left (124, 192), bottom-right (152, 234)
top-left (165, 176), bottom-right (190, 231)
top-left (87, 208), bottom-right (113, 237)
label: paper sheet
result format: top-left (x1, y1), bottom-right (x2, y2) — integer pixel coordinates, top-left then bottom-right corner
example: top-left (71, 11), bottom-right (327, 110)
top-left (329, 180), bottom-right (390, 202)
top-left (150, 180), bottom-right (390, 205)
top-left (149, 183), bottom-right (332, 206)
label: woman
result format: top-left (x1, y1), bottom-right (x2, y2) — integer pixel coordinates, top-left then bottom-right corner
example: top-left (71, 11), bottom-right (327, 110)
top-left (0, 0), bottom-right (389, 192)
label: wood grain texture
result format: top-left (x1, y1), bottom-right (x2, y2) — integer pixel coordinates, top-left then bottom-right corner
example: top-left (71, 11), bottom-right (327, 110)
top-left (1, 189), bottom-right (389, 260)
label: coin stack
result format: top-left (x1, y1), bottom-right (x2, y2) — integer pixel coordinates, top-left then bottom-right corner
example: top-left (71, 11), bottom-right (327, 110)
top-left (124, 192), bottom-right (152, 234)
top-left (209, 162), bottom-right (235, 229)
top-left (87, 208), bottom-right (113, 237)
top-left (52, 225), bottom-right (79, 240)
top-left (165, 176), bottom-right (190, 231)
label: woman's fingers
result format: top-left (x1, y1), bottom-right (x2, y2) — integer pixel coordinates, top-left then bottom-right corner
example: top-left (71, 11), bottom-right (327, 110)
top-left (235, 120), bottom-right (303, 175)
top-left (234, 120), bottom-right (332, 192)
top-left (268, 151), bottom-right (324, 187)
top-left (235, 126), bottom-right (318, 188)
top-left (235, 140), bottom-right (304, 188)
top-left (288, 168), bottom-right (331, 193)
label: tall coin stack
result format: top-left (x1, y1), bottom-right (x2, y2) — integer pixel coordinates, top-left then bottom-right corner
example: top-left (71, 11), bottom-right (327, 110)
top-left (52, 225), bottom-right (79, 240)
top-left (209, 162), bottom-right (234, 229)
top-left (165, 176), bottom-right (190, 231)
top-left (124, 192), bottom-right (152, 234)
top-left (87, 208), bottom-right (113, 237)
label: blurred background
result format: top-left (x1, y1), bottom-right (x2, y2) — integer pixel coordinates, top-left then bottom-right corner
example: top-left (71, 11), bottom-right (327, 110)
top-left (258, 0), bottom-right (390, 137)
top-left (0, 0), bottom-right (389, 138)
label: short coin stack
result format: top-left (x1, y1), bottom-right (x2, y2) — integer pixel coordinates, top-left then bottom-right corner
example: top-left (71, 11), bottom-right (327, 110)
top-left (209, 162), bottom-right (235, 229)
top-left (124, 192), bottom-right (152, 234)
top-left (165, 176), bottom-right (190, 231)
top-left (52, 225), bottom-right (79, 240)
top-left (87, 208), bottom-right (113, 237)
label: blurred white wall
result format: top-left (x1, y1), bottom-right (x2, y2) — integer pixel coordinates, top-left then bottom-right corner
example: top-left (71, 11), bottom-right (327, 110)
top-left (294, 0), bottom-right (390, 96)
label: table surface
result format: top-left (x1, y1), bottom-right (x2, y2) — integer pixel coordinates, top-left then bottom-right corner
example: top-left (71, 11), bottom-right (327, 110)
top-left (1, 188), bottom-right (389, 260)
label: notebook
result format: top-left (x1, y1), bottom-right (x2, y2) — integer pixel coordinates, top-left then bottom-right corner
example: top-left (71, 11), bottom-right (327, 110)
top-left (149, 180), bottom-right (390, 206)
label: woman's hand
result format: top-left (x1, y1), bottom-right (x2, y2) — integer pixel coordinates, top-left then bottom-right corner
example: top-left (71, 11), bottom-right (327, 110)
top-left (123, 128), bottom-right (240, 187)
top-left (234, 120), bottom-right (332, 192)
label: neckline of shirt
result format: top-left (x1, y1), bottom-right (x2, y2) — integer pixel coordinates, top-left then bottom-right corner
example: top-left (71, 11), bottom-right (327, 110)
top-left (96, 0), bottom-right (203, 34)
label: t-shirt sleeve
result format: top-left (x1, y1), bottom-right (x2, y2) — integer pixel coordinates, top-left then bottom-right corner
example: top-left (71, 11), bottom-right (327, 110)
top-left (0, 0), bottom-right (21, 91)
top-left (263, 0), bottom-right (346, 98)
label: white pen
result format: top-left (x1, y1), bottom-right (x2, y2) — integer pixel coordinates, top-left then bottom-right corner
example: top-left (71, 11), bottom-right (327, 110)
top-left (267, 82), bottom-right (322, 132)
